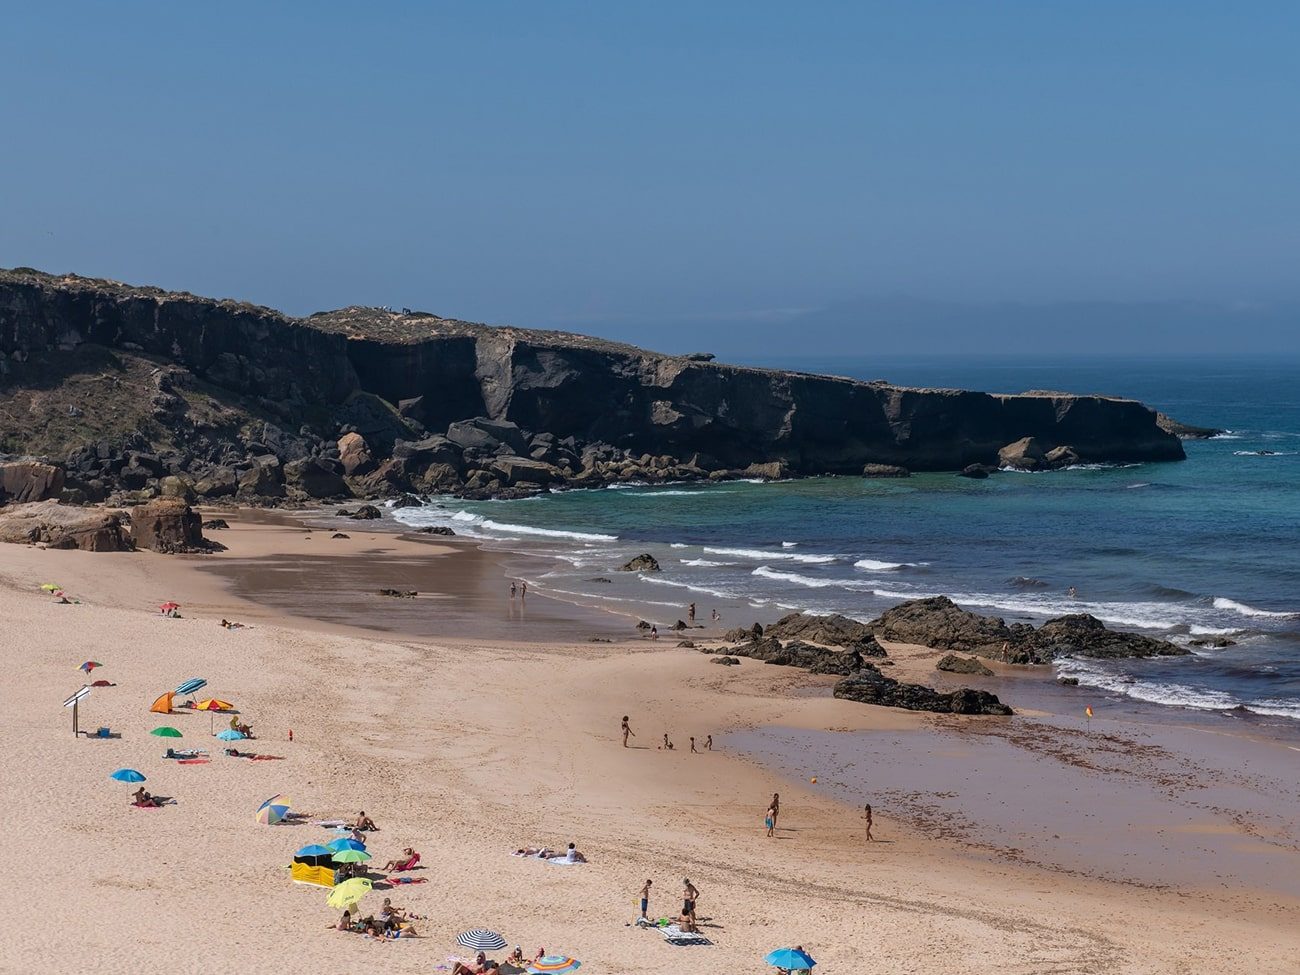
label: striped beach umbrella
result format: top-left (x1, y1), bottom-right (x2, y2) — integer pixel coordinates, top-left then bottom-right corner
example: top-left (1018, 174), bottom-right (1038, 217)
top-left (110, 768), bottom-right (146, 783)
top-left (175, 678), bottom-right (207, 696)
top-left (528, 957), bottom-right (581, 974)
top-left (458, 930), bottom-right (508, 952)
top-left (326, 877), bottom-right (372, 910)
top-left (255, 794), bottom-right (292, 825)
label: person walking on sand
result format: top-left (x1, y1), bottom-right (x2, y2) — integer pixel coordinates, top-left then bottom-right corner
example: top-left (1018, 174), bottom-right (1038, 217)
top-left (862, 802), bottom-right (874, 842)
top-left (639, 878), bottom-right (652, 920)
top-left (621, 715), bottom-right (635, 747)
top-left (705, 734), bottom-right (713, 751)
top-left (662, 732), bottom-right (673, 750)
top-left (650, 624), bottom-right (658, 640)
top-left (682, 878), bottom-right (699, 932)
top-left (769, 792), bottom-right (780, 829)
top-left (688, 602), bottom-right (696, 624)
top-left (510, 582), bottom-right (517, 599)
top-left (520, 580), bottom-right (527, 598)
top-left (690, 736), bottom-right (698, 753)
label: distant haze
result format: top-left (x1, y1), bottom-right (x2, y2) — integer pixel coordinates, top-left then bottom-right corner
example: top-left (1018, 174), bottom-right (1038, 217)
top-left (3, 3), bottom-right (1298, 356)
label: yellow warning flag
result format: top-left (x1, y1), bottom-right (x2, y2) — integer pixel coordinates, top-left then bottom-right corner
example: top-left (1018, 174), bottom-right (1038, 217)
top-left (1085, 706), bottom-right (1094, 718)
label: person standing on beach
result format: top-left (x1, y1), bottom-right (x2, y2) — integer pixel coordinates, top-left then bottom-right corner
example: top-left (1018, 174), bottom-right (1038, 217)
top-left (521, 581), bottom-right (528, 598)
top-left (690, 736), bottom-right (697, 753)
top-left (510, 582), bottom-right (517, 599)
top-left (705, 734), bottom-right (712, 751)
top-left (765, 802), bottom-right (776, 837)
top-left (662, 732), bottom-right (673, 750)
top-left (621, 715), bottom-right (634, 747)
top-left (862, 803), bottom-right (874, 842)
top-left (769, 792), bottom-right (780, 829)
top-left (650, 624), bottom-right (658, 640)
top-left (688, 602), bottom-right (696, 624)
top-left (711, 609), bottom-right (719, 622)
top-left (639, 878), bottom-right (652, 920)
top-left (682, 878), bottom-right (699, 931)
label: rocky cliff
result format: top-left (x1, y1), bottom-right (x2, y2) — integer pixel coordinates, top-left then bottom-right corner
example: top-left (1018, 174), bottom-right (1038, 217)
top-left (0, 268), bottom-right (1185, 503)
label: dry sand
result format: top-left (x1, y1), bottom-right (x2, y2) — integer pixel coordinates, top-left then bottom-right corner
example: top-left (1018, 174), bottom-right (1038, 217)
top-left (2, 512), bottom-right (1298, 975)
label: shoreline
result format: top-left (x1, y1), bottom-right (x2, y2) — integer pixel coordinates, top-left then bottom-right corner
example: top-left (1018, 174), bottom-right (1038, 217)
top-left (4, 511), bottom-right (1299, 973)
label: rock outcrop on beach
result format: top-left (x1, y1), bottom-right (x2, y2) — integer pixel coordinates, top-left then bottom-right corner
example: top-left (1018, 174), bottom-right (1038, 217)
top-left (833, 669), bottom-right (1013, 715)
top-left (872, 596), bottom-right (1189, 664)
top-left (0, 500), bottom-right (131, 551)
top-left (0, 268), bottom-right (1189, 503)
top-left (1156, 412), bottom-right (1224, 440)
top-left (936, 653), bottom-right (995, 676)
top-left (762, 611), bottom-right (886, 657)
top-left (619, 553), bottom-right (661, 573)
top-left (0, 459), bottom-right (66, 503)
top-left (129, 497), bottom-right (208, 553)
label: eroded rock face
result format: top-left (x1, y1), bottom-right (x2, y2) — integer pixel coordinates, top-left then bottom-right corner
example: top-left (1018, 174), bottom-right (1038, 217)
top-left (129, 497), bottom-right (206, 553)
top-left (834, 669), bottom-right (1013, 715)
top-left (763, 612), bottom-right (885, 656)
top-left (0, 460), bottom-right (65, 503)
top-left (284, 456), bottom-right (349, 498)
top-left (337, 432), bottom-right (374, 476)
top-left (873, 597), bottom-right (1016, 656)
top-left (709, 637), bottom-right (868, 676)
top-left (0, 500), bottom-right (131, 551)
top-left (936, 653), bottom-right (994, 676)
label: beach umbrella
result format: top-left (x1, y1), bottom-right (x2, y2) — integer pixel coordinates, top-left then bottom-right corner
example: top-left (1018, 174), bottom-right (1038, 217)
top-left (175, 678), bottom-right (207, 696)
top-left (330, 848), bottom-right (371, 864)
top-left (326, 837), bottom-right (366, 852)
top-left (40, 583), bottom-right (62, 591)
top-left (296, 845), bottom-right (334, 858)
top-left (195, 698), bottom-right (236, 733)
top-left (110, 768), bottom-right (146, 783)
top-left (79, 661), bottom-right (102, 673)
top-left (326, 877), bottom-right (372, 910)
top-left (457, 930), bottom-right (508, 952)
top-left (216, 729), bottom-right (245, 741)
top-left (256, 795), bottom-right (292, 825)
top-left (765, 948), bottom-right (817, 970)
top-left (528, 957), bottom-right (581, 974)
top-left (159, 601), bottom-right (180, 613)
top-left (151, 727), bottom-right (183, 738)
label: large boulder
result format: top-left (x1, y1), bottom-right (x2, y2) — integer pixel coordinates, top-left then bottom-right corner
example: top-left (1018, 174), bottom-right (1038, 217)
top-left (710, 636), bottom-right (869, 676)
top-left (763, 612), bottom-right (886, 656)
top-left (447, 418), bottom-right (529, 456)
top-left (129, 497), bottom-right (206, 553)
top-left (936, 653), bottom-right (994, 676)
top-left (833, 667), bottom-right (1013, 715)
top-left (0, 460), bottom-right (66, 504)
top-left (284, 457), bottom-right (350, 498)
top-left (1026, 614), bottom-right (1189, 660)
top-left (194, 467), bottom-right (238, 498)
top-left (872, 597), bottom-right (1016, 656)
top-left (337, 432), bottom-right (375, 476)
top-left (491, 456), bottom-right (559, 486)
top-left (0, 500), bottom-right (131, 551)
top-left (619, 553), bottom-right (661, 572)
top-left (237, 458), bottom-right (285, 498)
top-left (997, 437), bottom-right (1048, 471)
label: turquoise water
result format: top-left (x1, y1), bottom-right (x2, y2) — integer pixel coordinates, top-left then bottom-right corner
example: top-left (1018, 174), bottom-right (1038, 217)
top-left (395, 356), bottom-right (1300, 725)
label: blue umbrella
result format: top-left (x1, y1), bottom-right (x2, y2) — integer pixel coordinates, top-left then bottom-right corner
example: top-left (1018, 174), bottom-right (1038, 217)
top-left (327, 837), bottom-right (366, 852)
top-left (175, 678), bottom-right (207, 696)
top-left (296, 845), bottom-right (334, 857)
top-left (110, 768), bottom-right (146, 783)
top-left (765, 948), bottom-right (816, 970)
top-left (216, 729), bottom-right (245, 741)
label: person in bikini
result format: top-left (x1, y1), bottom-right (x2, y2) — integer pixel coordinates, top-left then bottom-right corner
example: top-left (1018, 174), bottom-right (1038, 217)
top-left (621, 715), bottom-right (634, 747)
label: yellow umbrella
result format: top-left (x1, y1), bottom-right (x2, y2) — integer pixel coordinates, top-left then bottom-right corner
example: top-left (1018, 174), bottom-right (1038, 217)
top-left (40, 583), bottom-right (62, 591)
top-left (194, 698), bottom-right (237, 734)
top-left (326, 877), bottom-right (372, 911)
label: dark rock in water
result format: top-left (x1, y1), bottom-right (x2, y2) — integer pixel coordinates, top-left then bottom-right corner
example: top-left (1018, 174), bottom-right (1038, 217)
top-left (862, 463), bottom-right (910, 478)
top-left (1044, 445), bottom-right (1082, 468)
top-left (336, 508), bottom-right (353, 517)
top-left (833, 668), bottom-right (1013, 715)
top-left (586, 577), bottom-right (612, 584)
top-left (391, 494), bottom-right (423, 508)
top-left (1188, 636), bottom-right (1237, 648)
top-left (763, 612), bottom-right (887, 657)
top-left (588, 637), bottom-right (612, 643)
top-left (130, 497), bottom-right (207, 553)
top-left (635, 620), bottom-right (651, 630)
top-left (416, 525), bottom-right (455, 535)
top-left (711, 655), bottom-right (740, 665)
top-left (1009, 576), bottom-right (1051, 589)
top-left (936, 653), bottom-right (994, 676)
top-left (202, 518), bottom-right (230, 530)
top-left (349, 504), bottom-right (382, 520)
top-left (1057, 676), bottom-right (1079, 686)
top-left (671, 620), bottom-right (688, 630)
top-left (331, 532), bottom-right (350, 539)
top-left (959, 464), bottom-right (994, 479)
top-left (873, 596), bottom-right (1189, 664)
top-left (378, 588), bottom-right (417, 598)
top-left (619, 553), bottom-right (661, 572)
top-left (1156, 413), bottom-right (1224, 440)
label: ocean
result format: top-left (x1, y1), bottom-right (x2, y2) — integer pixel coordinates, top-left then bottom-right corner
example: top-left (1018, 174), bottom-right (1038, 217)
top-left (393, 355), bottom-right (1300, 728)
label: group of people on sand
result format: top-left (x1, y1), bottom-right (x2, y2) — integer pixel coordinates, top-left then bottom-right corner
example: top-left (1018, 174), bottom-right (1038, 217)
top-left (509, 581), bottom-right (528, 599)
top-left (331, 896), bottom-right (420, 940)
top-left (513, 842), bottom-right (587, 863)
top-left (452, 945), bottom-right (548, 974)
top-left (636, 877), bottom-right (703, 933)
top-left (620, 716), bottom-right (711, 753)
top-left (131, 787), bottom-right (168, 807)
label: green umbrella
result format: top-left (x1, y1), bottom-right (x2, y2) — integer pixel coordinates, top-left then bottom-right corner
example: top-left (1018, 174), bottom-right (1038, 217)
top-left (151, 727), bottom-right (183, 738)
top-left (330, 849), bottom-right (371, 863)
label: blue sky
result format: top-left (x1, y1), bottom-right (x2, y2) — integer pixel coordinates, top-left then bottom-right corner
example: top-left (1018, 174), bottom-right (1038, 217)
top-left (2, 3), bottom-right (1297, 355)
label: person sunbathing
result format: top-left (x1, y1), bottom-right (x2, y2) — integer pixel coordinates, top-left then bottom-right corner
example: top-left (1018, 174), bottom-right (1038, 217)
top-left (354, 811), bottom-right (379, 831)
top-left (451, 952), bottom-right (492, 974)
top-left (381, 847), bottom-right (418, 871)
top-left (236, 722), bottom-right (254, 738)
top-left (513, 847), bottom-right (557, 858)
top-left (132, 787), bottom-right (164, 807)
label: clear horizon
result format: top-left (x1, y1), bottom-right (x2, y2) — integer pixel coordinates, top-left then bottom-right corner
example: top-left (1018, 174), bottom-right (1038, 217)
top-left (3, 2), bottom-right (1298, 355)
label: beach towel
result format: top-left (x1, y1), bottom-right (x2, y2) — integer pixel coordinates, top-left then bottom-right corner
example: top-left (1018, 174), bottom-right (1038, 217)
top-left (249, 755), bottom-right (285, 761)
top-left (315, 820), bottom-right (349, 828)
top-left (546, 856), bottom-right (584, 865)
top-left (386, 876), bottom-right (427, 885)
top-left (661, 925), bottom-right (712, 946)
top-left (177, 759), bottom-right (210, 765)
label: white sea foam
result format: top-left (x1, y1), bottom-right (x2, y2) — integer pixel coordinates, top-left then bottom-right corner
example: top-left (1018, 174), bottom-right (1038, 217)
top-left (422, 510), bottom-right (619, 541)
top-left (781, 541), bottom-right (798, 548)
top-left (669, 543), bottom-right (688, 549)
top-left (1242, 699), bottom-right (1300, 720)
top-left (679, 558), bottom-right (736, 567)
top-left (752, 566), bottom-right (867, 590)
top-left (640, 575), bottom-right (743, 600)
top-left (1233, 450), bottom-right (1298, 457)
top-left (853, 557), bottom-right (917, 571)
top-left (1212, 597), bottom-right (1297, 619)
top-left (623, 489), bottom-right (734, 497)
top-left (703, 546), bottom-right (837, 564)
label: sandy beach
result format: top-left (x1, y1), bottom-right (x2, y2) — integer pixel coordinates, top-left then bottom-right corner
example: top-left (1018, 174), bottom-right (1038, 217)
top-left (3, 510), bottom-right (1299, 975)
